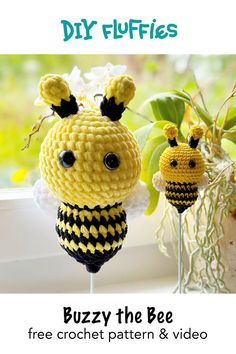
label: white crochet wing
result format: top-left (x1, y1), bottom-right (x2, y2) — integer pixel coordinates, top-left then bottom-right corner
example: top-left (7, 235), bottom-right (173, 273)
top-left (197, 172), bottom-right (209, 190)
top-left (33, 178), bottom-right (60, 218)
top-left (122, 181), bottom-right (149, 220)
top-left (152, 171), bottom-right (166, 192)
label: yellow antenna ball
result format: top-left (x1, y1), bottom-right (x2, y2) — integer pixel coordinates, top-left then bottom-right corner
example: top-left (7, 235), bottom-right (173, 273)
top-left (189, 125), bottom-right (204, 140)
top-left (39, 74), bottom-right (71, 107)
top-left (163, 123), bottom-right (178, 140)
top-left (105, 75), bottom-right (136, 107)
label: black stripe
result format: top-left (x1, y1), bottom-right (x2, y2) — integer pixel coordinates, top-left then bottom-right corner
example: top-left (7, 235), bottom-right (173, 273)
top-left (165, 193), bottom-right (198, 203)
top-left (166, 182), bottom-right (197, 190)
top-left (165, 193), bottom-right (198, 201)
top-left (63, 202), bottom-right (122, 212)
top-left (166, 185), bottom-right (198, 193)
top-left (56, 223), bottom-right (127, 248)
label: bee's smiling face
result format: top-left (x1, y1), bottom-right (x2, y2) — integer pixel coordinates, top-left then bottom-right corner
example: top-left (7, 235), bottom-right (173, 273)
top-left (160, 143), bottom-right (205, 184)
top-left (39, 109), bottom-right (141, 208)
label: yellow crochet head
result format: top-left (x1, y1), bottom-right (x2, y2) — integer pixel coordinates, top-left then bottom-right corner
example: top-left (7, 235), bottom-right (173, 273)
top-left (39, 74), bottom-right (141, 208)
top-left (160, 124), bottom-right (205, 183)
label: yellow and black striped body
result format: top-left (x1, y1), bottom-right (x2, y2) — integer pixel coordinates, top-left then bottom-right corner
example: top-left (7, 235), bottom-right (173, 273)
top-left (165, 181), bottom-right (198, 214)
top-left (56, 202), bottom-right (127, 273)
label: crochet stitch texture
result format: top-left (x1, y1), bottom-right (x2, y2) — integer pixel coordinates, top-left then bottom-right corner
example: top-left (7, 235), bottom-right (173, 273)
top-left (40, 109), bottom-right (140, 208)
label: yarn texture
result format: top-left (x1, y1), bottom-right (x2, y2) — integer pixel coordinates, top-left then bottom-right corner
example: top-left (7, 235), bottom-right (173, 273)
top-left (56, 202), bottom-right (127, 273)
top-left (153, 123), bottom-right (207, 213)
top-left (39, 74), bottom-right (71, 106)
top-left (159, 144), bottom-right (205, 184)
top-left (163, 123), bottom-right (178, 140)
top-left (40, 108), bottom-right (141, 208)
top-left (105, 75), bottom-right (135, 106)
top-left (189, 125), bottom-right (204, 140)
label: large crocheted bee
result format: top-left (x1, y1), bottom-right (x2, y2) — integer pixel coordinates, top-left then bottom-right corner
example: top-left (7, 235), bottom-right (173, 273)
top-left (152, 124), bottom-right (208, 213)
top-left (33, 74), bottom-right (148, 273)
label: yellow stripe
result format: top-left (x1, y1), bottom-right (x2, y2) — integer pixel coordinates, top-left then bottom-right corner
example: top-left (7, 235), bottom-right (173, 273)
top-left (99, 225), bottom-right (107, 237)
top-left (70, 239), bottom-right (79, 251)
top-left (87, 242), bottom-right (96, 254)
top-left (115, 223), bottom-right (122, 234)
top-left (72, 223), bottom-right (80, 237)
top-left (57, 218), bottom-right (126, 239)
top-left (108, 224), bottom-right (115, 237)
top-left (167, 183), bottom-right (197, 190)
top-left (79, 242), bottom-right (87, 253)
top-left (59, 235), bottom-right (123, 254)
top-left (58, 237), bottom-right (79, 252)
top-left (79, 210), bottom-right (93, 222)
top-left (117, 204), bottom-right (123, 213)
top-left (95, 242), bottom-right (104, 252)
top-left (121, 221), bottom-right (127, 230)
top-left (100, 210), bottom-right (109, 221)
top-left (89, 225), bottom-right (98, 238)
top-left (80, 224), bottom-right (89, 238)
top-left (92, 210), bottom-right (101, 221)
top-left (56, 220), bottom-right (74, 235)
top-left (104, 242), bottom-right (112, 251)
top-left (109, 207), bottom-right (120, 219)
top-left (57, 220), bottom-right (66, 232)
top-left (166, 191), bottom-right (198, 198)
top-left (111, 240), bottom-right (118, 250)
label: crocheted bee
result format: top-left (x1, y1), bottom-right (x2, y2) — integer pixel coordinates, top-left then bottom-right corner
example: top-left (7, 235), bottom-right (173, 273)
top-left (152, 124), bottom-right (208, 213)
top-left (33, 74), bottom-right (147, 273)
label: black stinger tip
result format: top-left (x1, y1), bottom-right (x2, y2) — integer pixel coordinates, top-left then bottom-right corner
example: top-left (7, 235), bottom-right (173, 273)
top-left (86, 264), bottom-right (101, 273)
top-left (175, 205), bottom-right (189, 214)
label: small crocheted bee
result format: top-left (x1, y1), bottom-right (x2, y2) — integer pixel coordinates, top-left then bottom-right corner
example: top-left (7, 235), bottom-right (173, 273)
top-left (33, 74), bottom-right (148, 273)
top-left (152, 124), bottom-right (208, 213)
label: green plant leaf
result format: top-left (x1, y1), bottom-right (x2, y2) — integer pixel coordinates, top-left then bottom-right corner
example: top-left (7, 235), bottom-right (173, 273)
top-left (134, 120), bottom-right (172, 151)
top-left (149, 120), bottom-right (177, 140)
top-left (145, 141), bottom-right (169, 215)
top-left (223, 130), bottom-right (236, 144)
top-left (149, 93), bottom-right (185, 128)
top-left (134, 123), bottom-right (155, 151)
top-left (140, 135), bottom-right (166, 182)
top-left (224, 107), bottom-right (236, 130)
top-left (145, 186), bottom-right (160, 217)
top-left (172, 90), bottom-right (213, 127)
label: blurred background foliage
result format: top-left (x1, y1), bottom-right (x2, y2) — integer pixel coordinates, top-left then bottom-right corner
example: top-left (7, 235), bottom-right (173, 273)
top-left (0, 54), bottom-right (236, 188)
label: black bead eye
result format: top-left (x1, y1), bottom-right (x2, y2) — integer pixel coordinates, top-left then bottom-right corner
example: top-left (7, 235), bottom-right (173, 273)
top-left (189, 159), bottom-right (196, 168)
top-left (103, 152), bottom-right (120, 170)
top-left (59, 150), bottom-right (76, 168)
top-left (170, 159), bottom-right (178, 168)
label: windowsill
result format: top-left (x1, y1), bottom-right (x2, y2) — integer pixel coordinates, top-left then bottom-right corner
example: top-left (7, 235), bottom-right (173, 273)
top-left (0, 187), bottom-right (33, 210)
top-left (0, 245), bottom-right (177, 293)
top-left (0, 187), bottom-right (33, 200)
top-left (94, 276), bottom-right (177, 294)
